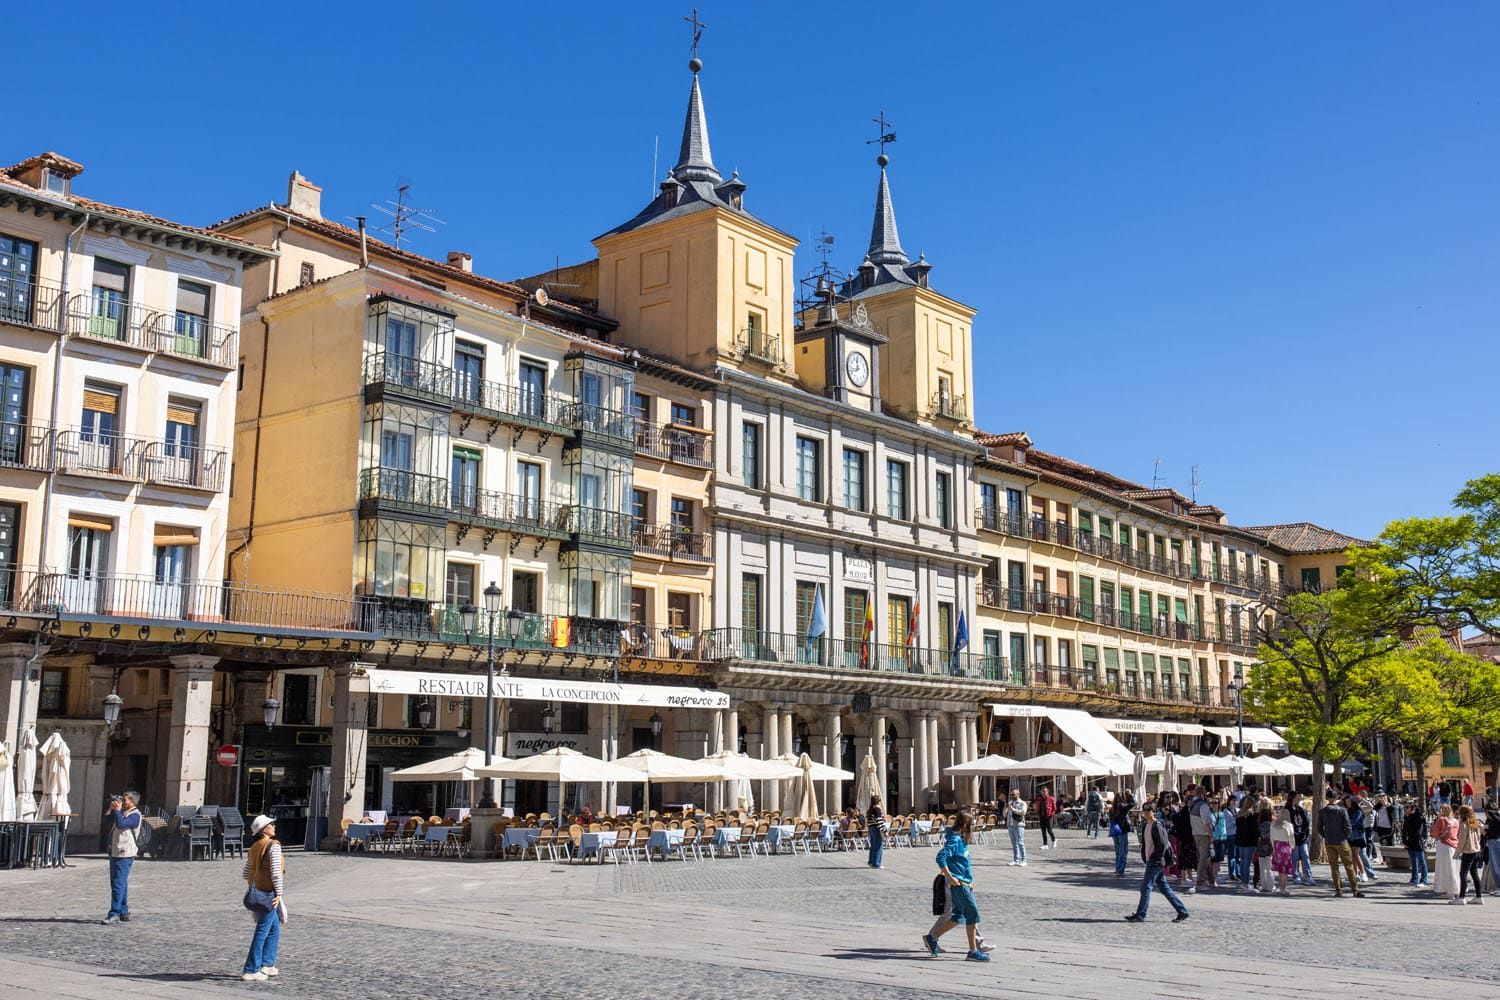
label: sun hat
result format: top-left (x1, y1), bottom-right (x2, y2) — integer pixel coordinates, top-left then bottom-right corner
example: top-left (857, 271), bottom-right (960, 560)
top-left (250, 814), bottom-right (275, 836)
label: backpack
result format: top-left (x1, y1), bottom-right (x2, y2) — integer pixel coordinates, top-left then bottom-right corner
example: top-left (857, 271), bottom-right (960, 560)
top-left (1151, 820), bottom-right (1175, 867)
top-left (132, 816), bottom-right (153, 851)
top-left (932, 874), bottom-right (947, 915)
top-left (1087, 791), bottom-right (1102, 812)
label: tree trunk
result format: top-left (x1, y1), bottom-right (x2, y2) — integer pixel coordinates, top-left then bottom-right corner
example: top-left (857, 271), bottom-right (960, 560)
top-left (1310, 751), bottom-right (1326, 863)
top-left (1415, 759), bottom-right (1427, 809)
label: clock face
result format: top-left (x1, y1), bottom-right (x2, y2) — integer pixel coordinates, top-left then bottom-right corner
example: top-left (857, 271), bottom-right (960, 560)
top-left (846, 350), bottom-right (870, 388)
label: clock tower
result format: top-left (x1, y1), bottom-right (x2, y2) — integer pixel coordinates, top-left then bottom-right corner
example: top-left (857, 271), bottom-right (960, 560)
top-left (792, 274), bottom-right (886, 413)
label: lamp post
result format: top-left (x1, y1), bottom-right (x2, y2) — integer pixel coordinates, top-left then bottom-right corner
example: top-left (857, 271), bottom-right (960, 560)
top-left (461, 580), bottom-right (506, 809)
top-left (649, 711), bottom-right (663, 750)
top-left (262, 696), bottom-right (280, 731)
top-left (1227, 662), bottom-right (1246, 758)
top-left (416, 699), bottom-right (434, 731)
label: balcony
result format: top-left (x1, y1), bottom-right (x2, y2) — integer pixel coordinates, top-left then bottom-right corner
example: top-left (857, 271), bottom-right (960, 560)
top-left (0, 276), bottom-right (66, 332)
top-left (449, 485), bottom-right (574, 541)
top-left (362, 352), bottom-right (575, 432)
top-left (373, 600), bottom-right (622, 657)
top-left (634, 423), bottom-right (712, 468)
top-left (363, 352), bottom-right (454, 408)
top-left (931, 391), bottom-right (967, 422)
top-left (572, 506), bottom-right (633, 547)
top-left (358, 467), bottom-right (450, 518)
top-left (736, 327), bottom-right (782, 366)
top-left (64, 293), bottom-right (235, 367)
top-left (0, 564), bottom-right (371, 632)
top-left (0, 420), bottom-right (55, 473)
top-left (632, 522), bottom-right (712, 563)
top-left (703, 627), bottom-right (1003, 680)
top-left (565, 403), bottom-right (636, 449)
top-left (51, 430), bottom-right (227, 492)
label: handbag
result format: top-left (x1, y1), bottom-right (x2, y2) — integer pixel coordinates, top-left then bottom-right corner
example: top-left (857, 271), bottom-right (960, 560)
top-left (931, 874), bottom-right (947, 916)
top-left (242, 844), bottom-right (276, 914)
top-left (1108, 819), bottom-right (1123, 837)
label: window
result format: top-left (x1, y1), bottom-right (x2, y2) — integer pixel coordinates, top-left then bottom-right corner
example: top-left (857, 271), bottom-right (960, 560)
top-left (1118, 524), bottom-right (1131, 549)
top-left (741, 422), bottom-right (762, 488)
top-left (173, 279), bottom-right (211, 356)
top-left (1124, 650), bottom-right (1139, 696)
top-left (1334, 565), bottom-right (1351, 588)
top-left (630, 392), bottom-right (650, 422)
top-left (445, 562), bottom-right (475, 610)
top-left (164, 397), bottom-right (201, 461)
top-left (1010, 633), bottom-right (1027, 679)
top-left (67, 523), bottom-right (110, 579)
top-left (795, 581), bottom-right (818, 651)
top-left (630, 488), bottom-right (650, 529)
top-left (298, 261), bottom-right (315, 286)
top-left (90, 259), bottom-right (130, 340)
top-left (153, 542), bottom-right (189, 588)
top-left (842, 447), bottom-right (867, 510)
top-left (81, 381), bottom-right (120, 444)
top-left (979, 483), bottom-right (998, 526)
top-left (629, 586), bottom-right (648, 627)
top-left (844, 589), bottom-right (869, 667)
top-left (451, 448), bottom-right (480, 509)
top-left (1143, 653), bottom-right (1157, 697)
top-left (1442, 746), bottom-right (1463, 768)
top-left (886, 459), bottom-right (909, 519)
top-left (1104, 647), bottom-right (1121, 692)
top-left (669, 402), bottom-right (695, 426)
top-left (0, 233), bottom-right (39, 325)
top-left (935, 471), bottom-right (952, 529)
top-left (39, 669), bottom-right (67, 714)
top-left (670, 496), bottom-right (693, 531)
top-left (667, 592), bottom-right (693, 631)
top-left (282, 674), bottom-right (315, 726)
top-left (516, 460), bottom-right (542, 517)
top-left (1033, 636), bottom-right (1049, 683)
top-left (1008, 561), bottom-right (1026, 611)
top-left (1057, 640), bottom-right (1073, 684)
top-left (1081, 645), bottom-right (1099, 687)
top-left (937, 602), bottom-right (953, 655)
top-left (454, 341), bottom-right (484, 402)
top-left (1078, 575), bottom-right (1095, 621)
top-left (742, 573), bottom-right (763, 633)
top-left (510, 570), bottom-right (540, 612)
top-left (518, 361), bottom-right (547, 417)
top-left (795, 436), bottom-right (822, 502)
top-left (887, 596), bottom-right (911, 651)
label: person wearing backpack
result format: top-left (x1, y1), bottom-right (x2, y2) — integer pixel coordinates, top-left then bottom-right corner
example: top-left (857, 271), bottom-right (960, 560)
top-left (1085, 786), bottom-right (1104, 838)
top-left (1005, 788), bottom-right (1029, 866)
top-left (1125, 802), bottom-right (1189, 923)
top-left (102, 791), bottom-right (143, 924)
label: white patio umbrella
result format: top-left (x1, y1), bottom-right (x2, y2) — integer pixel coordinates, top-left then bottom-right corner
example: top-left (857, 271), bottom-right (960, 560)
top-left (785, 752), bottom-right (820, 821)
top-left (15, 728), bottom-right (38, 821)
top-left (768, 753), bottom-right (855, 782)
top-left (614, 748), bottom-right (732, 814)
top-left (0, 741), bottom-right (16, 822)
top-left (942, 753), bottom-right (1018, 776)
top-left (994, 752), bottom-right (1112, 778)
top-left (1161, 751), bottom-right (1178, 796)
top-left (390, 747), bottom-right (506, 782)
top-left (477, 747), bottom-right (645, 821)
top-left (852, 754), bottom-right (879, 813)
top-left (696, 750), bottom-right (802, 780)
top-left (1132, 750), bottom-right (1147, 805)
top-left (37, 731), bottom-right (71, 821)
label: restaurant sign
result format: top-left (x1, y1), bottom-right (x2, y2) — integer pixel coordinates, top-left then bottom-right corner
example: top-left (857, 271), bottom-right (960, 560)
top-left (364, 669), bottom-right (730, 710)
top-left (506, 733), bottom-right (587, 756)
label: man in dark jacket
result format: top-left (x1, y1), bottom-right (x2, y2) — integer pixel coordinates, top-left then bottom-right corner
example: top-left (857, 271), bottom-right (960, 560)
top-left (1288, 792), bottom-right (1314, 886)
top-left (1319, 797), bottom-right (1361, 898)
top-left (1125, 803), bottom-right (1189, 923)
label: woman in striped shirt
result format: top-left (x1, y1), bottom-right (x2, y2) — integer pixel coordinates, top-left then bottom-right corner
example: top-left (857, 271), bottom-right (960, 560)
top-left (241, 815), bottom-right (286, 982)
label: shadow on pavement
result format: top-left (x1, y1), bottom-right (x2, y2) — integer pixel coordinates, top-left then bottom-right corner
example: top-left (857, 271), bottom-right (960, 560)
top-left (827, 948), bottom-right (927, 962)
top-left (101, 972), bottom-right (239, 983)
top-left (1034, 916), bottom-right (1127, 924)
top-left (0, 917), bottom-right (104, 925)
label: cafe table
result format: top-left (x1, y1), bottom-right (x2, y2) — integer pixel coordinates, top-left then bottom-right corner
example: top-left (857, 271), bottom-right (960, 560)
top-left (345, 823), bottom-right (385, 849)
top-left (909, 819), bottom-right (934, 844)
top-left (765, 824), bottom-right (797, 852)
top-left (501, 827), bottom-right (541, 854)
top-left (711, 827), bottom-right (742, 855)
top-left (645, 828), bottom-right (684, 861)
top-left (576, 830), bottom-right (618, 862)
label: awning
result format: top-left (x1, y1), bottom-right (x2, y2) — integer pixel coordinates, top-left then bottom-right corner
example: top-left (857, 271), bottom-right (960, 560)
top-left (1097, 717), bottom-right (1204, 737)
top-left (989, 704), bottom-right (1134, 768)
top-left (1202, 726), bottom-right (1288, 752)
top-left (365, 668), bottom-right (730, 709)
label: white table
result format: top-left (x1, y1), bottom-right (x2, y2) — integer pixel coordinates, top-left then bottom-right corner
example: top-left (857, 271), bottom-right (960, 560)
top-left (910, 819), bottom-right (934, 844)
top-left (423, 825), bottom-right (458, 845)
top-left (766, 824), bottom-right (797, 851)
top-left (345, 823), bottom-right (384, 847)
top-left (646, 829), bottom-right (685, 860)
top-left (502, 828), bottom-right (541, 852)
top-left (577, 830), bottom-right (618, 861)
top-left (712, 827), bottom-right (742, 854)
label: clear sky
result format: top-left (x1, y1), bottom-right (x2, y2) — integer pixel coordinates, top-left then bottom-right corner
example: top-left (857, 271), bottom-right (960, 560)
top-left (9, 2), bottom-right (1496, 538)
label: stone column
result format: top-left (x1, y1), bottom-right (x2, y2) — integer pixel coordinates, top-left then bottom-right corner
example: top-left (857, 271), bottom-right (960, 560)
top-left (894, 738), bottom-right (915, 814)
top-left (965, 714), bottom-right (981, 804)
top-left (320, 663), bottom-right (371, 851)
top-left (928, 715), bottom-right (942, 810)
top-left (913, 714), bottom-right (930, 811)
top-left (0, 641), bottom-right (45, 754)
top-left (823, 712), bottom-right (842, 815)
top-left (601, 704), bottom-right (618, 816)
top-left (708, 709), bottom-right (724, 812)
top-left (763, 705), bottom-right (782, 811)
top-left (873, 714), bottom-right (888, 810)
top-left (163, 655), bottom-right (218, 814)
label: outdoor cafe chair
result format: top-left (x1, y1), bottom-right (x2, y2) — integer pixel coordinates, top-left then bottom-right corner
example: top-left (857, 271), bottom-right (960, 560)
top-left (732, 824), bottom-right (754, 858)
top-left (750, 821), bottom-right (771, 857)
top-left (399, 817), bottom-right (422, 853)
top-left (187, 816), bottom-right (215, 861)
top-left (567, 824), bottom-right (585, 862)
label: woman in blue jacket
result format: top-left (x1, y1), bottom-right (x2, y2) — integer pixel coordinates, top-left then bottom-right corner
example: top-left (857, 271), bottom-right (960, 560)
top-left (922, 812), bottom-right (989, 963)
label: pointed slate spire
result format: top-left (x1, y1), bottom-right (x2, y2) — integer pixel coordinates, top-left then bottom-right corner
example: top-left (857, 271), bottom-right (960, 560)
top-left (671, 58), bottom-right (721, 184)
top-left (866, 153), bottom-right (907, 266)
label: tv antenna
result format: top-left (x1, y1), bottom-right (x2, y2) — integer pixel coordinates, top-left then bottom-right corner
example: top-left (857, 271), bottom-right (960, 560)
top-left (1190, 464), bottom-right (1202, 503)
top-left (543, 255), bottom-right (582, 293)
top-left (1152, 458), bottom-right (1163, 489)
top-left (371, 181), bottom-right (444, 248)
top-left (867, 110), bottom-right (897, 163)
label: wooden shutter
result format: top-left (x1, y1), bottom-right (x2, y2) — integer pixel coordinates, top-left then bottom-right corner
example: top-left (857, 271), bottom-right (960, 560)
top-left (82, 386), bottom-right (118, 414)
top-left (67, 512), bottom-right (114, 531)
top-left (153, 525), bottom-right (199, 546)
top-left (166, 400), bottom-right (201, 426)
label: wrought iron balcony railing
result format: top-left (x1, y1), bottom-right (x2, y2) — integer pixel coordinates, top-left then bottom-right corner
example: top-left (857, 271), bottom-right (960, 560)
top-left (363, 352), bottom-right (576, 430)
top-left (0, 420), bottom-right (56, 472)
top-left (632, 522), bottom-right (712, 563)
top-left (0, 564), bottom-right (372, 632)
top-left (63, 292), bottom-right (235, 367)
top-left (0, 276), bottom-right (66, 332)
top-left (736, 327), bottom-right (782, 365)
top-left (358, 467), bottom-right (450, 515)
top-left (449, 485), bottom-right (574, 538)
top-left (374, 600), bottom-right (623, 657)
top-left (701, 627), bottom-right (1001, 680)
top-left (931, 391), bottom-right (967, 421)
top-left (634, 423), bottom-right (712, 468)
top-left (51, 429), bottom-right (227, 491)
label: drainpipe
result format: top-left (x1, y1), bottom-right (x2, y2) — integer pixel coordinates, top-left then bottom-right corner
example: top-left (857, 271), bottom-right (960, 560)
top-left (39, 214), bottom-right (91, 570)
top-left (356, 216), bottom-right (368, 267)
top-left (227, 215), bottom-right (290, 580)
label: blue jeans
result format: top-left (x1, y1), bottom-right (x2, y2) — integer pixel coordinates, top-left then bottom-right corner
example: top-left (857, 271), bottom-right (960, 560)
top-left (1112, 833), bottom-right (1129, 874)
top-left (1350, 843), bottom-right (1371, 877)
top-left (108, 857), bottom-right (133, 918)
top-left (1486, 840), bottom-right (1500, 885)
top-left (1293, 843), bottom-right (1313, 883)
top-left (1408, 848), bottom-right (1429, 883)
top-left (1009, 824), bottom-right (1027, 863)
top-left (1086, 811), bottom-right (1101, 837)
top-left (244, 906), bottom-right (282, 974)
top-left (867, 828), bottom-right (884, 868)
top-left (1134, 861), bottom-right (1188, 918)
top-left (1236, 845), bottom-right (1256, 885)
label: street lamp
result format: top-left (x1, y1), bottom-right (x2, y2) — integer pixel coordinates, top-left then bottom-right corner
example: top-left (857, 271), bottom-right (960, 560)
top-left (262, 697), bottom-right (280, 730)
top-left (102, 688), bottom-right (123, 728)
top-left (541, 704), bottom-right (556, 735)
top-left (649, 711), bottom-right (663, 749)
top-left (462, 580), bottom-right (508, 809)
top-left (416, 698), bottom-right (434, 730)
top-left (1227, 663), bottom-right (1247, 757)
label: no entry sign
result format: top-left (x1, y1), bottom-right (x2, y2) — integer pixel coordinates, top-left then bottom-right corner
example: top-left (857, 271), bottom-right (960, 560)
top-left (216, 744), bottom-right (240, 768)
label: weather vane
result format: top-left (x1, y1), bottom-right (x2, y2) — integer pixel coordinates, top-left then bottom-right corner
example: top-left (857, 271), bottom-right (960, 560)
top-left (867, 110), bottom-right (897, 165)
top-left (684, 7), bottom-right (707, 62)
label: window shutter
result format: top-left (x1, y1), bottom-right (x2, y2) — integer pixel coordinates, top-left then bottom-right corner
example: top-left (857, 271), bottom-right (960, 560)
top-left (176, 280), bottom-right (210, 317)
top-left (166, 401), bottom-right (201, 426)
top-left (153, 526), bottom-right (200, 546)
top-left (83, 387), bottom-right (119, 414)
top-left (92, 260), bottom-right (128, 293)
top-left (67, 512), bottom-right (114, 531)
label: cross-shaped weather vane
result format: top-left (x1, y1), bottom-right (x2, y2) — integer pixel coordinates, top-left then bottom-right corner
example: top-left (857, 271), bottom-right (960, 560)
top-left (867, 110), bottom-right (897, 165)
top-left (684, 7), bottom-right (707, 60)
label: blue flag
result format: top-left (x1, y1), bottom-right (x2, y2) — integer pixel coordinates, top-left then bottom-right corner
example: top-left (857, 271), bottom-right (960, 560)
top-left (805, 584), bottom-right (828, 656)
top-left (951, 609), bottom-right (969, 674)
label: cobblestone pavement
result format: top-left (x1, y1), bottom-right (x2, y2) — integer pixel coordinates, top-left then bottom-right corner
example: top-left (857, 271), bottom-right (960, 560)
top-left (2, 830), bottom-right (1496, 999)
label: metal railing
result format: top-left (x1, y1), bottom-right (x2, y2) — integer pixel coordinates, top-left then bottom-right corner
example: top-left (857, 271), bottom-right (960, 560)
top-left (619, 626), bottom-right (716, 661)
top-left (363, 352), bottom-right (576, 429)
top-left (564, 402), bottom-right (635, 445)
top-left (51, 429), bottom-right (227, 491)
top-left (573, 506), bottom-right (633, 546)
top-left (0, 564), bottom-right (372, 632)
top-left (736, 327), bottom-right (782, 365)
top-left (450, 485), bottom-right (574, 538)
top-left (634, 423), bottom-right (712, 467)
top-left (358, 467), bottom-right (450, 515)
top-left (139, 441), bottom-right (227, 491)
top-left (976, 585), bottom-right (1213, 647)
top-left (63, 292), bottom-right (235, 367)
top-left (0, 420), bottom-right (56, 472)
top-left (702, 627), bottom-right (1002, 679)
top-left (632, 523), bottom-right (712, 562)
top-left (0, 276), bottom-right (66, 332)
top-left (931, 391), bottom-right (967, 421)
top-left (373, 600), bottom-right (623, 656)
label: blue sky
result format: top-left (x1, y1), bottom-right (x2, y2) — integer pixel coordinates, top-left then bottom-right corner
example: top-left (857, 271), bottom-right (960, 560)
top-left (9, 2), bottom-right (1496, 538)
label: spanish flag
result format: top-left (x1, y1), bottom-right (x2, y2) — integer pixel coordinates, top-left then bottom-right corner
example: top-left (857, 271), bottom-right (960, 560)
top-left (859, 601), bottom-right (875, 669)
top-left (552, 616), bottom-right (571, 649)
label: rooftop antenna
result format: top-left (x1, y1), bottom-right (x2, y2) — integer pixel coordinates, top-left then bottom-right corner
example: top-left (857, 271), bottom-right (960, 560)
top-left (1152, 458), bottom-right (1163, 489)
top-left (867, 109), bottom-right (897, 165)
top-left (651, 134), bottom-right (659, 196)
top-left (371, 180), bottom-right (444, 248)
top-left (1190, 464), bottom-right (1202, 503)
top-left (544, 254), bottom-right (582, 293)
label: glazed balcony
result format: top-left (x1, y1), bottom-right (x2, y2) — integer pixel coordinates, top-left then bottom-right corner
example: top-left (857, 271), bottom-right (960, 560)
top-left (358, 467), bottom-right (450, 518)
top-left (362, 352), bottom-right (575, 432)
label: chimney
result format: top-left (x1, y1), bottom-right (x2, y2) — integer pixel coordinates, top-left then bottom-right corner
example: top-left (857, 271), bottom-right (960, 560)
top-left (286, 170), bottom-right (322, 219)
top-left (446, 251), bottom-right (473, 273)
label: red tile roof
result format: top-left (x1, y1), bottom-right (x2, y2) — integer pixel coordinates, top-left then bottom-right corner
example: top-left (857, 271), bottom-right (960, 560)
top-left (1239, 522), bottom-right (1370, 553)
top-left (975, 430), bottom-right (1031, 448)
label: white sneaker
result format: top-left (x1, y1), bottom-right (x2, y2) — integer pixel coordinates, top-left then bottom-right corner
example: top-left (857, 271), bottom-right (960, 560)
top-left (1448, 897), bottom-right (1468, 905)
top-left (261, 967), bottom-right (279, 977)
top-left (1008, 861), bottom-right (1018, 866)
top-left (1019, 861), bottom-right (1028, 867)
top-left (242, 972), bottom-right (268, 982)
